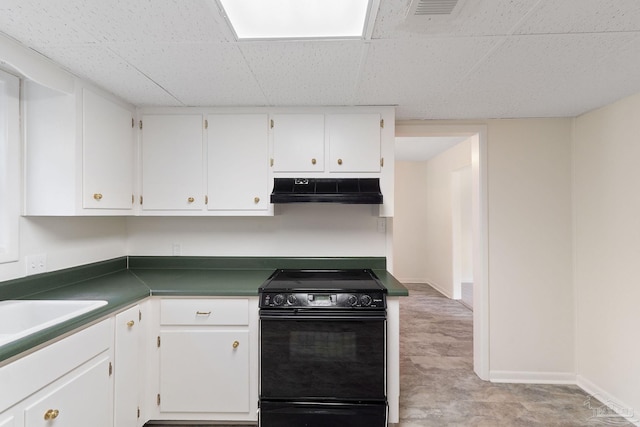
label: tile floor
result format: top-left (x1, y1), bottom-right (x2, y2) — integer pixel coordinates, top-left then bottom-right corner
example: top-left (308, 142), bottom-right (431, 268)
top-left (398, 282), bottom-right (634, 426)
top-left (145, 282), bottom-right (635, 426)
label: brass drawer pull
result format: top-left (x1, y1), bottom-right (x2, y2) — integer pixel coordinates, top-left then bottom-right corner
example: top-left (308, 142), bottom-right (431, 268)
top-left (232, 340), bottom-right (240, 349)
top-left (93, 193), bottom-right (103, 200)
top-left (44, 409), bottom-right (59, 420)
top-left (127, 320), bottom-right (135, 327)
top-left (196, 311), bottom-right (211, 316)
top-left (254, 197), bottom-right (260, 204)
top-left (311, 158), bottom-right (317, 165)
top-left (187, 197), bottom-right (195, 203)
top-left (337, 158), bottom-right (343, 165)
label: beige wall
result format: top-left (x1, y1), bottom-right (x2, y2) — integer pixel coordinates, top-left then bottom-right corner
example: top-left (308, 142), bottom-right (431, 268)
top-left (487, 118), bottom-right (574, 379)
top-left (423, 139), bottom-right (472, 297)
top-left (574, 93), bottom-right (640, 415)
top-left (393, 161), bottom-right (429, 283)
top-left (396, 118), bottom-right (575, 382)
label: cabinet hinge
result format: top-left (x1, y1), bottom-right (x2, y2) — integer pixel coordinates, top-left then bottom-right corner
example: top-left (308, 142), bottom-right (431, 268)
top-left (157, 394), bottom-right (161, 406)
top-left (137, 407), bottom-right (141, 419)
top-left (157, 336), bottom-right (161, 348)
top-left (204, 119), bottom-right (208, 129)
top-left (380, 157), bottom-right (384, 167)
top-left (139, 309), bottom-right (142, 321)
top-left (205, 195), bottom-right (209, 205)
top-left (132, 194), bottom-right (134, 204)
top-left (270, 119), bottom-right (274, 129)
top-left (131, 118), bottom-right (135, 128)
top-left (139, 120), bottom-right (143, 130)
top-left (140, 195), bottom-right (143, 205)
top-left (380, 119), bottom-right (384, 128)
top-left (109, 362), bottom-right (113, 376)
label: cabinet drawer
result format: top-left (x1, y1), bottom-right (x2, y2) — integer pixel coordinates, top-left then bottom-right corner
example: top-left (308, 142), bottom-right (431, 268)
top-left (160, 299), bottom-right (249, 326)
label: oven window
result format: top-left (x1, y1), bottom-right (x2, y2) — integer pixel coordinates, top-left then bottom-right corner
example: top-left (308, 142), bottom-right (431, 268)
top-left (289, 331), bottom-right (357, 362)
top-left (260, 317), bottom-right (385, 400)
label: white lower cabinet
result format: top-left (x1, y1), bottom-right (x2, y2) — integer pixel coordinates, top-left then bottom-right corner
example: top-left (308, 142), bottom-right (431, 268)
top-left (152, 297), bottom-right (259, 422)
top-left (0, 319), bottom-right (114, 427)
top-left (114, 304), bottom-right (146, 427)
top-left (24, 355), bottom-right (111, 427)
top-left (0, 414), bottom-right (15, 427)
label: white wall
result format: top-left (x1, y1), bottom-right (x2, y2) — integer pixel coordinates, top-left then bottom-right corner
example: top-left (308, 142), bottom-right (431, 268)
top-left (392, 161), bottom-right (429, 282)
top-left (0, 217), bottom-right (127, 282)
top-left (487, 118), bottom-right (574, 381)
top-left (126, 204), bottom-right (386, 257)
top-left (423, 139), bottom-right (472, 298)
top-left (573, 93), bottom-right (640, 417)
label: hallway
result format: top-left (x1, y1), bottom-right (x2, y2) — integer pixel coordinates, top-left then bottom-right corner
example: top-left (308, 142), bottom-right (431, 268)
top-left (398, 282), bottom-right (632, 426)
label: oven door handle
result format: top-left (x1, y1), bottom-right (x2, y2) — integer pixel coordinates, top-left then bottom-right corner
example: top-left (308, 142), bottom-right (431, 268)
top-left (260, 311), bottom-right (386, 321)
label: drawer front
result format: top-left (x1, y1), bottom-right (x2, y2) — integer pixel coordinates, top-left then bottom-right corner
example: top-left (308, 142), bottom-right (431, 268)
top-left (160, 299), bottom-right (249, 326)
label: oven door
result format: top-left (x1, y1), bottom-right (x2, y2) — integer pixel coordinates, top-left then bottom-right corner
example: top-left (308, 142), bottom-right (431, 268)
top-left (259, 400), bottom-right (387, 427)
top-left (260, 310), bottom-right (386, 401)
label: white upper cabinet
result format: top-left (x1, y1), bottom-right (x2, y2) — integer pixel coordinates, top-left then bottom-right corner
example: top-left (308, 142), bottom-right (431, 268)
top-left (23, 82), bottom-right (135, 215)
top-left (327, 113), bottom-right (381, 173)
top-left (271, 114), bottom-right (325, 173)
top-left (83, 89), bottom-right (135, 210)
top-left (207, 114), bottom-right (270, 212)
top-left (141, 115), bottom-right (204, 211)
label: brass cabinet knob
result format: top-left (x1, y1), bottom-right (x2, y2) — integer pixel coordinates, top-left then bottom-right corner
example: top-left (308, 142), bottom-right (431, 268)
top-left (232, 340), bottom-right (240, 349)
top-left (311, 158), bottom-right (317, 165)
top-left (187, 197), bottom-right (195, 203)
top-left (127, 320), bottom-right (135, 327)
top-left (44, 409), bottom-right (60, 420)
top-left (254, 197), bottom-right (260, 204)
top-left (93, 193), bottom-right (103, 200)
top-left (337, 158), bottom-right (343, 165)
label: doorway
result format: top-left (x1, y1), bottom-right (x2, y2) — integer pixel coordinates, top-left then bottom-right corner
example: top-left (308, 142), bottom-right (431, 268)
top-left (392, 124), bottom-right (488, 380)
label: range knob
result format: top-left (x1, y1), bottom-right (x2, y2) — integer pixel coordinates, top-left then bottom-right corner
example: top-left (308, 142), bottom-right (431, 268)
top-left (272, 294), bottom-right (285, 306)
top-left (287, 294), bottom-right (298, 305)
top-left (347, 295), bottom-right (358, 306)
top-left (360, 294), bottom-right (373, 307)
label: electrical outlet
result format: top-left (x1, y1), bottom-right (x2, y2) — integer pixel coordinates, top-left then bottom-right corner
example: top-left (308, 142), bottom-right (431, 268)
top-left (172, 243), bottom-right (181, 256)
top-left (26, 253), bottom-right (47, 275)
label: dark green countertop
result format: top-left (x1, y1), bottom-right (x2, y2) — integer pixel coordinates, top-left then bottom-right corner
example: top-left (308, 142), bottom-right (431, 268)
top-left (0, 256), bottom-right (408, 363)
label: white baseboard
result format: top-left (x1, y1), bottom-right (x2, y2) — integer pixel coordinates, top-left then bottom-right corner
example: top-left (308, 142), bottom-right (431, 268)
top-left (489, 370), bottom-right (576, 384)
top-left (426, 280), bottom-right (453, 299)
top-left (394, 277), bottom-right (427, 285)
top-left (577, 375), bottom-right (640, 426)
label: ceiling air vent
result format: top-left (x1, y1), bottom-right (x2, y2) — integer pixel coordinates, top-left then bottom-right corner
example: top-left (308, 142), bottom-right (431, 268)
top-left (409, 0), bottom-right (459, 15)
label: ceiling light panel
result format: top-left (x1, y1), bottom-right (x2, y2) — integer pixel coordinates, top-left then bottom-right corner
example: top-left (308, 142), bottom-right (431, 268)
top-left (218, 0), bottom-right (373, 40)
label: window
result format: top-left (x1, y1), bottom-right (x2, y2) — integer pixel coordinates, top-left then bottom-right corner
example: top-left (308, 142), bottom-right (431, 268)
top-left (0, 69), bottom-right (20, 263)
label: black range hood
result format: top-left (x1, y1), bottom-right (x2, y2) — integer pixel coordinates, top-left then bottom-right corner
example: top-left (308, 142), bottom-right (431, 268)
top-left (270, 178), bottom-right (383, 204)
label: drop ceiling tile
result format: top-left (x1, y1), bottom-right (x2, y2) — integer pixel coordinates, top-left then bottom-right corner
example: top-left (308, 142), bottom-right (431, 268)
top-left (516, 0), bottom-right (640, 35)
top-left (444, 32), bottom-right (640, 119)
top-left (114, 42), bottom-right (267, 106)
top-left (41, 45), bottom-right (179, 106)
top-left (355, 37), bottom-right (499, 108)
top-left (373, 0), bottom-right (537, 38)
top-left (239, 41), bottom-right (366, 106)
top-left (0, 0), bottom-right (98, 46)
top-left (66, 0), bottom-right (234, 43)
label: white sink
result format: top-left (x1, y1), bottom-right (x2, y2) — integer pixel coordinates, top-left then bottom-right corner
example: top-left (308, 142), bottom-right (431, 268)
top-left (0, 300), bottom-right (107, 347)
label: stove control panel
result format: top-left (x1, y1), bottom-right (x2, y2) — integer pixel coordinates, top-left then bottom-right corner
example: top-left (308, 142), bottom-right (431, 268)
top-left (260, 292), bottom-right (386, 309)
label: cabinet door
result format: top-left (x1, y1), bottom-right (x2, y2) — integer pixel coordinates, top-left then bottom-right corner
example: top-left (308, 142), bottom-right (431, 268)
top-left (82, 89), bottom-right (135, 210)
top-left (141, 115), bottom-right (204, 210)
top-left (207, 114), bottom-right (269, 211)
top-left (327, 113), bottom-right (381, 172)
top-left (159, 330), bottom-right (250, 413)
top-left (24, 355), bottom-right (111, 427)
top-left (0, 414), bottom-right (15, 427)
top-left (271, 114), bottom-right (324, 173)
top-left (114, 305), bottom-right (141, 427)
